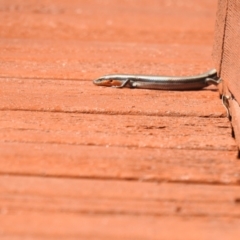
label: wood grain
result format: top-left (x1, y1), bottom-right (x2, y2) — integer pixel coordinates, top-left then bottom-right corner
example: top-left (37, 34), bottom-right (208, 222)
top-left (1, 78), bottom-right (225, 117)
top-left (1, 141), bottom-right (240, 184)
top-left (0, 0), bottom-right (217, 80)
top-left (229, 98), bottom-right (240, 150)
top-left (213, 0), bottom-right (240, 147)
top-left (0, 0), bottom-right (217, 44)
top-left (0, 175), bottom-right (240, 239)
top-left (219, 1), bottom-right (240, 104)
top-left (0, 40), bottom-right (215, 80)
top-left (212, 0), bottom-right (228, 72)
top-left (0, 111), bottom-right (235, 150)
top-left (1, 0), bottom-right (238, 239)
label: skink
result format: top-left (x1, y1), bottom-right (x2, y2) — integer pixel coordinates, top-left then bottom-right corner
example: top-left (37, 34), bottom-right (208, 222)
top-left (93, 69), bottom-right (221, 90)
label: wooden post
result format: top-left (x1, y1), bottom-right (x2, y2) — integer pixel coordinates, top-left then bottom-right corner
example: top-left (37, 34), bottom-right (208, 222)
top-left (213, 0), bottom-right (240, 151)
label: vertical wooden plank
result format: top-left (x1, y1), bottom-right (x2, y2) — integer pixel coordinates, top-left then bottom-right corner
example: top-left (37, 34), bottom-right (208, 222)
top-left (213, 0), bottom-right (240, 101)
top-left (213, 0), bottom-right (240, 150)
top-left (229, 98), bottom-right (240, 155)
top-left (220, 0), bottom-right (240, 103)
top-left (212, 0), bottom-right (228, 73)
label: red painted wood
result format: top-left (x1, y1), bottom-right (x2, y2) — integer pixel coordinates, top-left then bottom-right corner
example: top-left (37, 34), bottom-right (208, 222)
top-left (1, 176), bottom-right (240, 239)
top-left (1, 0), bottom-right (239, 239)
top-left (213, 0), bottom-right (240, 148)
top-left (213, 0), bottom-right (228, 73)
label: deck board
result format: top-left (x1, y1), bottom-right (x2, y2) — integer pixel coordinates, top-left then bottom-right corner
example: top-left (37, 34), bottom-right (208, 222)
top-left (1, 176), bottom-right (240, 239)
top-left (0, 0), bottom-right (239, 239)
top-left (0, 111), bottom-right (235, 150)
top-left (1, 142), bottom-right (240, 184)
top-left (1, 78), bottom-right (225, 117)
top-left (0, 40), bottom-right (215, 79)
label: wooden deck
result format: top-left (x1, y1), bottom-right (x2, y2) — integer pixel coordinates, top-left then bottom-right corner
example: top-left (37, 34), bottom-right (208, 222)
top-left (1, 0), bottom-right (240, 239)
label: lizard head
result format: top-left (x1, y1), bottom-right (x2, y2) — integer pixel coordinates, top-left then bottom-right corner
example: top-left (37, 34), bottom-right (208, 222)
top-left (93, 77), bottom-right (125, 87)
